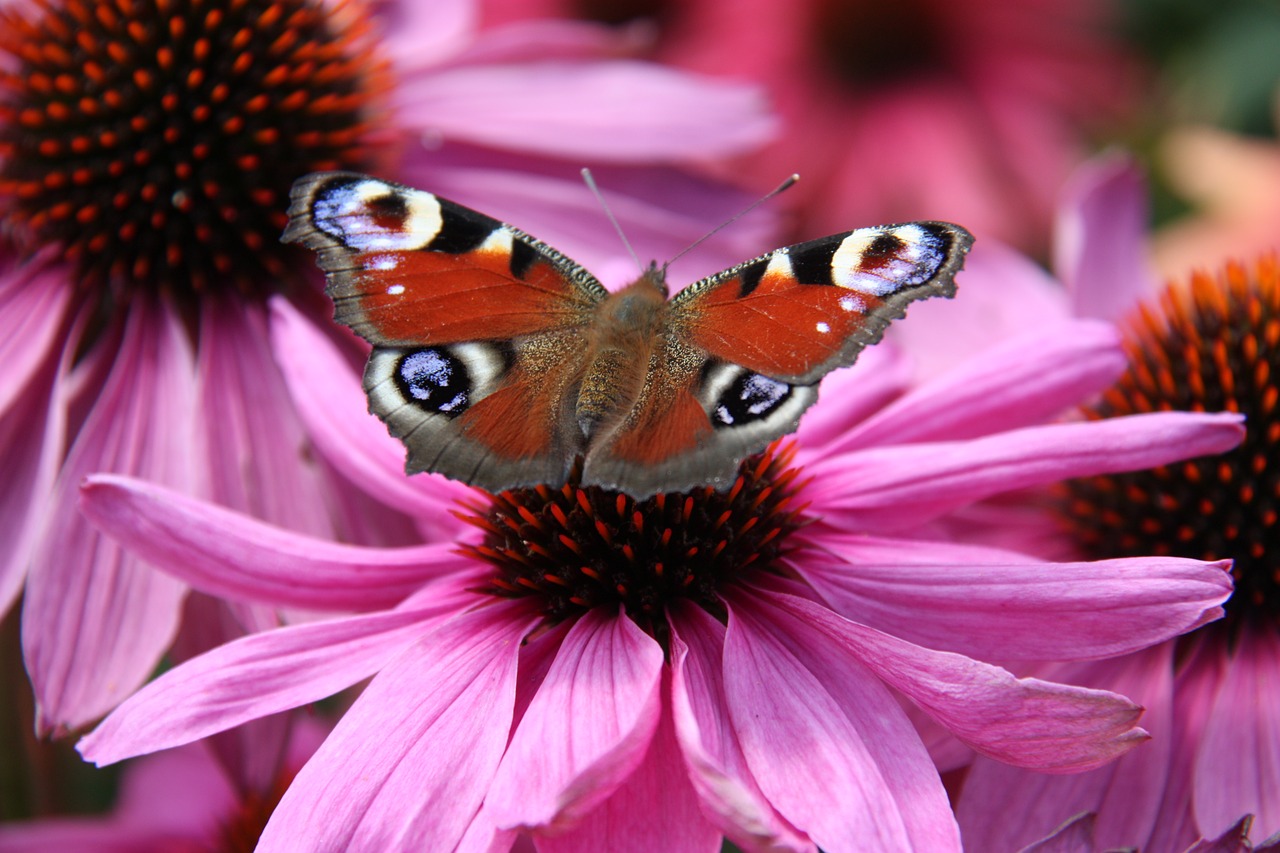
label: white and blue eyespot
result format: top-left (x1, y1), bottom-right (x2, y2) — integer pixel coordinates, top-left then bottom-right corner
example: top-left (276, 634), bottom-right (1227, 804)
top-left (313, 179), bottom-right (443, 252)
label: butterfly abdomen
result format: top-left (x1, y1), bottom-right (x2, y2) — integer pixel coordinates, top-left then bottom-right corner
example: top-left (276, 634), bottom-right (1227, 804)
top-left (575, 279), bottom-right (668, 438)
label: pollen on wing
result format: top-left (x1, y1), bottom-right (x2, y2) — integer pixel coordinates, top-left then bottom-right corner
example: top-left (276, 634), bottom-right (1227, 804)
top-left (0, 0), bottom-right (391, 298)
top-left (1059, 255), bottom-right (1280, 637)
top-left (455, 441), bottom-right (812, 637)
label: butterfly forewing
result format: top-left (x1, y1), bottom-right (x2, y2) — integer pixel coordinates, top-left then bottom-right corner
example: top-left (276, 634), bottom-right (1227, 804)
top-left (671, 222), bottom-right (973, 384)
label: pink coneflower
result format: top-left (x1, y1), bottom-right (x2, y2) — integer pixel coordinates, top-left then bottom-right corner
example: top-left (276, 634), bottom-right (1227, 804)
top-left (0, 0), bottom-right (773, 734)
top-left (482, 0), bottom-right (1139, 252)
top-left (71, 287), bottom-right (1244, 850)
top-left (957, 254), bottom-right (1280, 852)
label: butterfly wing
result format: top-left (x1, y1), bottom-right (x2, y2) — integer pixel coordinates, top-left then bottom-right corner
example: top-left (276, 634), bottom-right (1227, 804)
top-left (583, 222), bottom-right (973, 496)
top-left (284, 172), bottom-right (608, 491)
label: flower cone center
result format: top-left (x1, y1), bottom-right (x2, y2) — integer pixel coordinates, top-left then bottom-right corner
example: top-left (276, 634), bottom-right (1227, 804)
top-left (1061, 257), bottom-right (1280, 636)
top-left (0, 0), bottom-right (387, 299)
top-left (459, 442), bottom-right (810, 635)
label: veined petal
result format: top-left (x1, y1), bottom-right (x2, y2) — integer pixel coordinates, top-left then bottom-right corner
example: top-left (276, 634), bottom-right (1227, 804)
top-left (724, 591), bottom-right (961, 853)
top-left (794, 345), bottom-right (911, 456)
top-left (537, 671), bottom-right (722, 853)
top-left (0, 349), bottom-right (65, 616)
top-left (957, 647), bottom-right (1177, 851)
top-left (1055, 152), bottom-right (1157, 323)
top-left (1194, 630), bottom-right (1280, 840)
top-left (393, 62), bottom-right (772, 162)
top-left (80, 474), bottom-right (467, 611)
top-left (487, 608), bottom-right (664, 833)
top-left (78, 594), bottom-right (472, 765)
top-left (197, 295), bottom-right (337, 539)
top-left (822, 320), bottom-right (1126, 453)
top-left (668, 602), bottom-right (815, 853)
top-left (808, 412), bottom-right (1246, 532)
top-left (23, 298), bottom-right (197, 732)
top-left (793, 534), bottom-right (1231, 660)
top-left (762, 591), bottom-right (1148, 773)
top-left (268, 297), bottom-right (471, 535)
top-left (257, 601), bottom-right (539, 853)
top-left (0, 250), bottom-right (72, 413)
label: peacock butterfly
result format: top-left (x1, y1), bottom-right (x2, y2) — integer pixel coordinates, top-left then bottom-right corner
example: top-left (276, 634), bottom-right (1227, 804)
top-left (283, 172), bottom-right (973, 498)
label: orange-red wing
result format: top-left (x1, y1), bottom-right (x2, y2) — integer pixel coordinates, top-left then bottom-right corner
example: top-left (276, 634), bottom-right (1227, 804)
top-left (672, 222), bottom-right (973, 384)
top-left (284, 172), bottom-right (606, 346)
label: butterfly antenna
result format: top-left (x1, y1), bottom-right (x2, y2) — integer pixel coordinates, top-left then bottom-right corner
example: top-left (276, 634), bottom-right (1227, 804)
top-left (581, 168), bottom-right (644, 275)
top-left (664, 173), bottom-right (800, 274)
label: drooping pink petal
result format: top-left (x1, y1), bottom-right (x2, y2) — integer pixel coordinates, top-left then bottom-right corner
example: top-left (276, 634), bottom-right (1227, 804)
top-left (487, 607), bottom-right (664, 834)
top-left (538, 669), bottom-right (722, 853)
top-left (820, 320), bottom-right (1126, 455)
top-left (79, 474), bottom-right (467, 611)
top-left (793, 534), bottom-right (1231, 660)
top-left (256, 601), bottom-right (540, 853)
top-left (794, 344), bottom-right (911, 454)
top-left (887, 239), bottom-right (1072, 379)
top-left (0, 819), bottom-right (181, 852)
top-left (757, 589), bottom-right (1148, 773)
top-left (111, 740), bottom-right (238, 837)
top-left (197, 294), bottom-right (338, 538)
top-left (0, 352), bottom-right (64, 616)
top-left (808, 412), bottom-right (1245, 532)
top-left (0, 250), bottom-right (72, 413)
top-left (446, 17), bottom-right (646, 66)
top-left (1054, 152), bottom-right (1157, 323)
top-left (957, 645), bottom-right (1177, 852)
top-left (268, 297), bottom-right (471, 536)
top-left (1194, 631), bottom-right (1280, 840)
top-left (668, 601), bottom-right (815, 852)
top-left (723, 591), bottom-right (961, 853)
top-left (23, 298), bottom-right (197, 733)
top-left (393, 62), bottom-right (772, 162)
top-left (77, 593), bottom-right (473, 765)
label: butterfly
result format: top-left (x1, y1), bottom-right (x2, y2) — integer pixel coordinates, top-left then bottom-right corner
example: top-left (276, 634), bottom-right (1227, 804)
top-left (283, 173), bottom-right (973, 498)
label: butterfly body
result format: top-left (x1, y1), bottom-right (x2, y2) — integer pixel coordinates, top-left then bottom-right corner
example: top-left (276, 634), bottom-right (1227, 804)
top-left (284, 172), bottom-right (973, 498)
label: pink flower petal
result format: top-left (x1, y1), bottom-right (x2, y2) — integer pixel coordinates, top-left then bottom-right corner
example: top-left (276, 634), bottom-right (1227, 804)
top-left (394, 62), bottom-right (772, 162)
top-left (78, 595), bottom-right (471, 765)
top-left (668, 602), bottom-right (815, 852)
top-left (0, 352), bottom-right (64, 616)
top-left (888, 240), bottom-right (1072, 379)
top-left (487, 608), bottom-right (664, 833)
top-left (1194, 630), bottom-right (1280, 840)
top-left (724, 591), bottom-right (961, 852)
top-left (760, 590), bottom-right (1148, 773)
top-left (197, 295), bottom-right (339, 538)
top-left (80, 474), bottom-right (466, 611)
top-left (822, 320), bottom-right (1126, 454)
top-left (957, 646), bottom-right (1177, 851)
top-left (0, 251), bottom-right (72, 413)
top-left (446, 18), bottom-right (644, 66)
top-left (794, 534), bottom-right (1231, 660)
top-left (256, 602), bottom-right (539, 853)
top-left (537, 671), bottom-right (722, 853)
top-left (1054, 153), bottom-right (1157, 323)
top-left (809, 412), bottom-right (1246, 532)
top-left (374, 0), bottom-right (474, 66)
top-left (0, 819), bottom-right (179, 851)
top-left (794, 344), bottom-right (911, 455)
top-left (268, 297), bottom-right (471, 535)
top-left (1017, 812), bottom-right (1098, 852)
top-left (397, 145), bottom-right (778, 287)
top-left (23, 299), bottom-right (197, 732)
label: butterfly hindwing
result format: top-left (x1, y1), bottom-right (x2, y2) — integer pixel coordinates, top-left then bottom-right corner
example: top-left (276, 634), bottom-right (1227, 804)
top-left (284, 172), bottom-right (604, 489)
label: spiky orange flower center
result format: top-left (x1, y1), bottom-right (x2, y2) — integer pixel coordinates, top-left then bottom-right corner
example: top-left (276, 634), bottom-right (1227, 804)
top-left (0, 0), bottom-right (388, 298)
top-left (459, 442), bottom-right (811, 636)
top-left (1061, 256), bottom-right (1280, 635)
